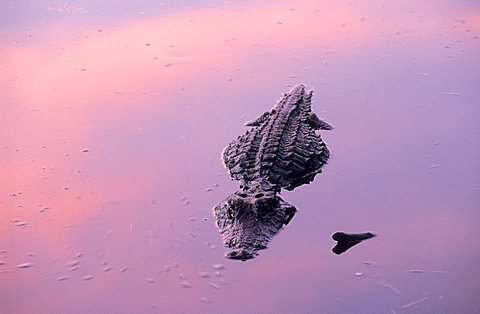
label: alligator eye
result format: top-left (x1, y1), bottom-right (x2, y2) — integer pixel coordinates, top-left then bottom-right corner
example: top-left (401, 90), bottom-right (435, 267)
top-left (226, 197), bottom-right (245, 219)
top-left (227, 207), bottom-right (235, 219)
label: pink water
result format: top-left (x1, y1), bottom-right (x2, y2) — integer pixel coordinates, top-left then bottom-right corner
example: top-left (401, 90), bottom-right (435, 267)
top-left (1, 1), bottom-right (480, 312)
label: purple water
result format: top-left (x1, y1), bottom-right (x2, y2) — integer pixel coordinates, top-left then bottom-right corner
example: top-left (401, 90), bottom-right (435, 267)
top-left (1, 1), bottom-right (479, 312)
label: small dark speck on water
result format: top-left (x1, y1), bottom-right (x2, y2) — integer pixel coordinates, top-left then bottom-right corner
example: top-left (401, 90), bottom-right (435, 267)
top-left (82, 149), bottom-right (89, 152)
top-left (17, 263), bottom-right (33, 269)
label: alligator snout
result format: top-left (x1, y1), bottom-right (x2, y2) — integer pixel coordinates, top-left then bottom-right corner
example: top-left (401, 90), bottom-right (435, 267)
top-left (225, 248), bottom-right (258, 261)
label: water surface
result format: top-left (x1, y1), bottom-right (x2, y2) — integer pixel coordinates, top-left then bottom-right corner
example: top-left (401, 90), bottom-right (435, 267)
top-left (1, 1), bottom-right (480, 313)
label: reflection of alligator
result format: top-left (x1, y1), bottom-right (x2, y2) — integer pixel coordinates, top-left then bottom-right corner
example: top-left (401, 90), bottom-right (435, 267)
top-left (213, 84), bottom-right (333, 261)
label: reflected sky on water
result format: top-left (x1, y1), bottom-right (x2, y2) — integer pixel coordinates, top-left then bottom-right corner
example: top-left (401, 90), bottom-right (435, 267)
top-left (1, 1), bottom-right (480, 313)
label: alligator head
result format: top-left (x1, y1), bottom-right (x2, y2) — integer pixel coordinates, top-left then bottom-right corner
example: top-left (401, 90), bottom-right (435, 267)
top-left (213, 189), bottom-right (296, 261)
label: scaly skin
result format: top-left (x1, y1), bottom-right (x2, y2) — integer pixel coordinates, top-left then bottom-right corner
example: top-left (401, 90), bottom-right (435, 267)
top-left (214, 84), bottom-right (332, 260)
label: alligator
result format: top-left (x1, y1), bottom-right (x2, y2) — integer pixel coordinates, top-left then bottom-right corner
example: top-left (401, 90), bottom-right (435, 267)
top-left (213, 84), bottom-right (333, 261)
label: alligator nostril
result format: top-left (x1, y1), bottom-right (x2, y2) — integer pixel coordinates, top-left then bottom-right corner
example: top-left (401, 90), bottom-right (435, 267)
top-left (254, 193), bottom-right (264, 198)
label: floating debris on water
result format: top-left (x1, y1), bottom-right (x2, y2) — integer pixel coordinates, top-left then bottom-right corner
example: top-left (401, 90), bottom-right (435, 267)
top-left (180, 281), bottom-right (192, 288)
top-left (81, 275), bottom-right (94, 281)
top-left (57, 276), bottom-right (69, 281)
top-left (69, 266), bottom-right (79, 271)
top-left (17, 262), bottom-right (33, 269)
top-left (209, 282), bottom-right (220, 289)
top-left (103, 266), bottom-right (112, 272)
top-left (406, 269), bottom-right (448, 274)
top-left (205, 187), bottom-right (212, 192)
top-left (120, 266), bottom-right (129, 272)
top-left (200, 297), bottom-right (210, 303)
top-left (198, 272), bottom-right (210, 278)
top-left (81, 149), bottom-right (89, 153)
top-left (377, 281), bottom-right (407, 299)
top-left (428, 164), bottom-right (439, 169)
top-left (39, 207), bottom-right (49, 213)
top-left (14, 220), bottom-right (28, 227)
top-left (332, 232), bottom-right (376, 255)
top-left (401, 296), bottom-right (430, 309)
top-left (180, 196), bottom-right (191, 205)
top-left (189, 232), bottom-right (197, 238)
top-left (441, 92), bottom-right (460, 96)
top-left (354, 272), bottom-right (363, 277)
top-left (212, 264), bottom-right (225, 270)
top-left (66, 260), bottom-right (79, 267)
